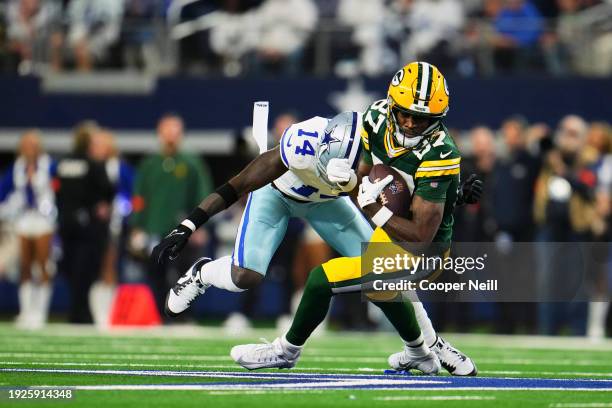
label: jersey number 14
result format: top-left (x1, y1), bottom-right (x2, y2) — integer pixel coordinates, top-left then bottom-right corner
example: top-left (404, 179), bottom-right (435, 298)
top-left (295, 129), bottom-right (318, 156)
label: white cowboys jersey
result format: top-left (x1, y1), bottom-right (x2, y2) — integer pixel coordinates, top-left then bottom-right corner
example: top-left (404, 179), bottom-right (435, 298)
top-left (274, 115), bottom-right (362, 203)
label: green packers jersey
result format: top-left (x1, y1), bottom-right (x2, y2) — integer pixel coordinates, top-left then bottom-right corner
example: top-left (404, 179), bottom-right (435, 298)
top-left (360, 99), bottom-right (460, 243)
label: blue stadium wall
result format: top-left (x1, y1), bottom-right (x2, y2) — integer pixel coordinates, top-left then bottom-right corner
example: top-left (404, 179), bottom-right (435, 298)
top-left (0, 77), bottom-right (610, 130)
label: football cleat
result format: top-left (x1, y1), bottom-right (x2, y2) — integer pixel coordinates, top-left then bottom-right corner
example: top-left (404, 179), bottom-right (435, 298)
top-left (432, 336), bottom-right (477, 376)
top-left (164, 257), bottom-right (211, 317)
top-left (231, 337), bottom-right (301, 370)
top-left (388, 346), bottom-right (441, 375)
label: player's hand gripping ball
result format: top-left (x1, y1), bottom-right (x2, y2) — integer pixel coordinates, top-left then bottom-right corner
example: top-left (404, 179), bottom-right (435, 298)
top-left (367, 164), bottom-right (412, 218)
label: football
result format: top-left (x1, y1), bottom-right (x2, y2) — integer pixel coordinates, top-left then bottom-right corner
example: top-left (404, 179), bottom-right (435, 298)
top-left (368, 164), bottom-right (412, 218)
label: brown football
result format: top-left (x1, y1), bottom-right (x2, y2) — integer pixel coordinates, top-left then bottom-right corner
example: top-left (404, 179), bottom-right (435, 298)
top-left (368, 164), bottom-right (412, 218)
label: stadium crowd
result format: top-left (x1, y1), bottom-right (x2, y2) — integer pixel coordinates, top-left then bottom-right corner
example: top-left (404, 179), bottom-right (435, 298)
top-left (0, 0), bottom-right (610, 76)
top-left (0, 111), bottom-right (609, 337)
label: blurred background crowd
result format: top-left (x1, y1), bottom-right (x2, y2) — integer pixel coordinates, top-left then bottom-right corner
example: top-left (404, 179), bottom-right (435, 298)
top-left (0, 111), bottom-right (609, 337)
top-left (0, 0), bottom-right (609, 339)
top-left (0, 0), bottom-right (611, 77)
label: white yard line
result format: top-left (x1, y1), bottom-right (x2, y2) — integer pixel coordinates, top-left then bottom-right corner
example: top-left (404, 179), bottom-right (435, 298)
top-left (375, 396), bottom-right (496, 401)
top-left (482, 371), bottom-right (612, 378)
top-left (1, 361), bottom-right (610, 378)
top-left (549, 404), bottom-right (612, 408)
top-left (0, 361), bottom-right (379, 372)
top-left (28, 385), bottom-right (612, 392)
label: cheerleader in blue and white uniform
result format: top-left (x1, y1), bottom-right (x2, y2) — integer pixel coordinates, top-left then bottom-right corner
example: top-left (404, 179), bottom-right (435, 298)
top-left (0, 130), bottom-right (57, 329)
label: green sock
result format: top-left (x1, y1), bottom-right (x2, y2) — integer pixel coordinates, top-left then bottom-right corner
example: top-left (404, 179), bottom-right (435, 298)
top-left (372, 300), bottom-right (422, 344)
top-left (285, 266), bottom-right (333, 346)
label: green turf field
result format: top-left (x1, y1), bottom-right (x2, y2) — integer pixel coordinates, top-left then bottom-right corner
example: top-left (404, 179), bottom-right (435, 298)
top-left (0, 323), bottom-right (610, 407)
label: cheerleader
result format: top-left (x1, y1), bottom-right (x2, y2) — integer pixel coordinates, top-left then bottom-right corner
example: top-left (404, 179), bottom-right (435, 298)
top-left (0, 130), bottom-right (56, 329)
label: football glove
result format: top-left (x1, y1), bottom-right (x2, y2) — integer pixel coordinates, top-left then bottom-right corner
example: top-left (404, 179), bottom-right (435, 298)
top-left (326, 158), bottom-right (357, 192)
top-left (357, 174), bottom-right (393, 209)
top-left (456, 174), bottom-right (483, 206)
top-left (151, 225), bottom-right (192, 264)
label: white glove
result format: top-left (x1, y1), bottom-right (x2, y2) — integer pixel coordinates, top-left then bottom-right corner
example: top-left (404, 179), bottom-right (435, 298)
top-left (357, 174), bottom-right (393, 209)
top-left (326, 158), bottom-right (357, 192)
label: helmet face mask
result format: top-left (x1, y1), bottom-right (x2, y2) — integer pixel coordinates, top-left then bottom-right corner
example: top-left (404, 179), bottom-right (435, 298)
top-left (386, 61), bottom-right (449, 148)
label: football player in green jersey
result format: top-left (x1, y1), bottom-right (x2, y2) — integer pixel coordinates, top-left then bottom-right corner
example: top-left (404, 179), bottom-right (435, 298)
top-left (231, 62), bottom-right (482, 375)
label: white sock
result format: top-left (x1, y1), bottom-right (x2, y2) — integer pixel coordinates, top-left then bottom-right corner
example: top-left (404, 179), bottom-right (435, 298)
top-left (199, 256), bottom-right (244, 292)
top-left (32, 283), bottom-right (52, 328)
top-left (17, 281), bottom-right (33, 325)
top-left (281, 334), bottom-right (303, 357)
top-left (403, 290), bottom-right (438, 347)
top-left (403, 334), bottom-right (429, 358)
top-left (89, 282), bottom-right (116, 328)
top-left (587, 301), bottom-right (609, 339)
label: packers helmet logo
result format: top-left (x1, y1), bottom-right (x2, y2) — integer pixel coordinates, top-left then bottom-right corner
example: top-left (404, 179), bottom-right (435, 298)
top-left (391, 69), bottom-right (404, 87)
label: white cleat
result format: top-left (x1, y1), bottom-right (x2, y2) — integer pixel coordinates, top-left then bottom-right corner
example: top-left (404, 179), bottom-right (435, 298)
top-left (165, 257), bottom-right (211, 317)
top-left (432, 336), bottom-right (477, 376)
top-left (231, 337), bottom-right (301, 370)
top-left (388, 346), bottom-right (441, 375)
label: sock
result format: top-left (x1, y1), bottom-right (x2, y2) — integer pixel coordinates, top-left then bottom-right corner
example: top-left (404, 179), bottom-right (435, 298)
top-left (587, 301), bottom-right (609, 339)
top-left (32, 283), bottom-right (52, 328)
top-left (89, 281), bottom-right (115, 327)
top-left (199, 256), bottom-right (244, 292)
top-left (17, 281), bottom-right (33, 325)
top-left (372, 300), bottom-right (422, 344)
top-left (402, 336), bottom-right (430, 359)
top-left (280, 335), bottom-right (303, 357)
top-left (285, 266), bottom-right (333, 346)
top-left (404, 291), bottom-right (438, 347)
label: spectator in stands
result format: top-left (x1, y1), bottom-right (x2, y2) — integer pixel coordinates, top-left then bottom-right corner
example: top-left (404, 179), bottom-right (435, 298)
top-left (56, 121), bottom-right (114, 324)
top-left (122, 0), bottom-right (163, 72)
top-left (6, 0), bottom-right (63, 74)
top-left (396, 0), bottom-right (466, 73)
top-left (67, 0), bottom-right (124, 71)
top-left (533, 115), bottom-right (595, 335)
top-left (87, 128), bottom-right (134, 328)
top-left (490, 116), bottom-right (541, 333)
top-left (491, 0), bottom-right (544, 73)
top-left (0, 130), bottom-right (56, 329)
top-left (584, 122), bottom-right (611, 339)
top-left (248, 0), bottom-right (318, 76)
top-left (493, 116), bottom-right (542, 241)
top-left (336, 0), bottom-right (393, 76)
top-left (540, 0), bottom-right (584, 75)
top-left (129, 113), bottom-right (214, 317)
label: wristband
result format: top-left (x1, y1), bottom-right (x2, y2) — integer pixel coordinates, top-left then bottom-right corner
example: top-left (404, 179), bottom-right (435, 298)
top-left (216, 182), bottom-right (239, 208)
top-left (371, 206), bottom-right (393, 227)
top-left (182, 207), bottom-right (209, 231)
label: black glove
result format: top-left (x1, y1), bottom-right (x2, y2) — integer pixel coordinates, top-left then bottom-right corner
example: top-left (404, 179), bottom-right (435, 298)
top-left (456, 174), bottom-right (483, 206)
top-left (151, 224), bottom-right (192, 264)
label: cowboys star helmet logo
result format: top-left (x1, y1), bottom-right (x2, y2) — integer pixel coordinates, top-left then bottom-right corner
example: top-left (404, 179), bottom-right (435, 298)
top-left (391, 69), bottom-right (404, 87)
top-left (319, 127), bottom-right (342, 156)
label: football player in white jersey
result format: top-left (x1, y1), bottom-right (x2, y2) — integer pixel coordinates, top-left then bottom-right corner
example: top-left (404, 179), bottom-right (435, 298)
top-left (152, 111), bottom-right (477, 375)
